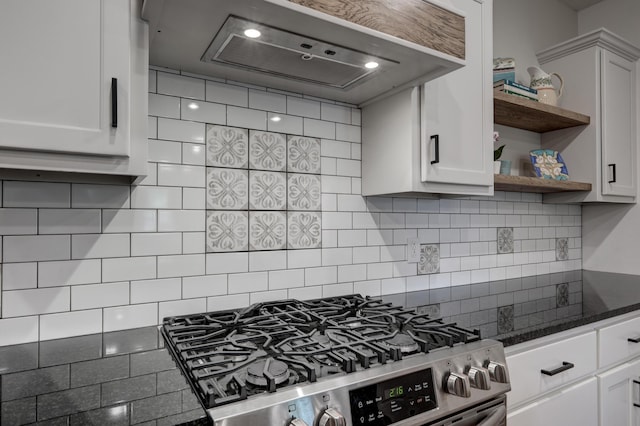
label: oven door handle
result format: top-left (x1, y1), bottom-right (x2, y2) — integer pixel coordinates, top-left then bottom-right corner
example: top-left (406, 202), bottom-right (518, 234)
top-left (477, 405), bottom-right (506, 426)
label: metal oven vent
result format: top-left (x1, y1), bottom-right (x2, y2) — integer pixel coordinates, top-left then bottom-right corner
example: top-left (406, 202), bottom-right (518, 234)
top-left (201, 16), bottom-right (397, 89)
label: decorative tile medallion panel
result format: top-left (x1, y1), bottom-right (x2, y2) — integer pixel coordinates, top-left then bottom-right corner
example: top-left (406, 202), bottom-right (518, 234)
top-left (206, 125), bottom-right (321, 252)
top-left (497, 227), bottom-right (514, 254)
top-left (418, 244), bottom-right (440, 275)
top-left (556, 237), bottom-right (569, 261)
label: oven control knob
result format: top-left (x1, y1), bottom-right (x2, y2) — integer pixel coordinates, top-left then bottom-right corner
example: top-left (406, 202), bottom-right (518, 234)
top-left (288, 419), bottom-right (309, 426)
top-left (318, 408), bottom-right (346, 426)
top-left (444, 372), bottom-right (471, 397)
top-left (468, 366), bottom-right (491, 390)
top-left (485, 361), bottom-right (510, 383)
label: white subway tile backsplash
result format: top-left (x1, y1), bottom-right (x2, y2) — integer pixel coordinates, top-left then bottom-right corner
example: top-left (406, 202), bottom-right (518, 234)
top-left (0, 208), bottom-right (37, 235)
top-left (39, 209), bottom-right (101, 234)
top-left (158, 210), bottom-right (205, 232)
top-left (0, 316), bottom-right (39, 346)
top-left (103, 303), bottom-right (158, 332)
top-left (131, 278), bottom-right (182, 303)
top-left (102, 256), bottom-right (156, 282)
top-left (0, 68), bottom-right (583, 347)
top-left (131, 233), bottom-right (182, 256)
top-left (181, 99), bottom-right (226, 124)
top-left (249, 89), bottom-right (286, 113)
top-left (3, 287), bottom-right (70, 317)
top-left (182, 275), bottom-right (227, 298)
top-left (304, 118), bottom-right (335, 139)
top-left (72, 184), bottom-right (130, 208)
top-left (206, 81), bottom-right (248, 107)
top-left (40, 310), bottom-right (103, 341)
top-left (157, 72), bottom-right (205, 99)
top-left (4, 235), bottom-right (70, 262)
top-left (72, 233), bottom-right (130, 259)
top-left (158, 118), bottom-right (205, 143)
top-left (131, 186), bottom-right (182, 209)
top-left (158, 254), bottom-right (205, 278)
top-left (158, 299), bottom-right (207, 322)
top-left (148, 139), bottom-right (182, 163)
top-left (157, 164), bottom-right (205, 187)
top-left (149, 93), bottom-right (181, 118)
top-left (103, 210), bottom-right (156, 233)
top-left (228, 106), bottom-right (267, 130)
top-left (38, 259), bottom-right (101, 287)
top-left (3, 263), bottom-right (37, 290)
top-left (4, 181), bottom-right (70, 208)
top-left (71, 281), bottom-right (129, 310)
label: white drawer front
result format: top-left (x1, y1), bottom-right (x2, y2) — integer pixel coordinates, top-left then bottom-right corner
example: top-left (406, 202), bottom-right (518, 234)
top-left (599, 316), bottom-right (640, 368)
top-left (506, 331), bottom-right (597, 407)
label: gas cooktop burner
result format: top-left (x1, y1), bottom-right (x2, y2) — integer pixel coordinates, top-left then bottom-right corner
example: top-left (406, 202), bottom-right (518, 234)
top-left (246, 359), bottom-right (291, 387)
top-left (161, 294), bottom-right (482, 410)
top-left (384, 333), bottom-right (420, 353)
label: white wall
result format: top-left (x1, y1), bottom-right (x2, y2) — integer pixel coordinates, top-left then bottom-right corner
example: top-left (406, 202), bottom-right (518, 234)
top-left (579, 0), bottom-right (640, 273)
top-left (493, 0), bottom-right (579, 175)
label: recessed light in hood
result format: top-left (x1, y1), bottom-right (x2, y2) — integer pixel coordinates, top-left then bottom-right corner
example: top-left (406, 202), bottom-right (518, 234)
top-left (202, 16), bottom-right (396, 90)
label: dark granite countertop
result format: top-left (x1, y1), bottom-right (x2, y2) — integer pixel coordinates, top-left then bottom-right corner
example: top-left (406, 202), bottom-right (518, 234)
top-left (3, 270), bottom-right (640, 425)
top-left (384, 270), bottom-right (640, 346)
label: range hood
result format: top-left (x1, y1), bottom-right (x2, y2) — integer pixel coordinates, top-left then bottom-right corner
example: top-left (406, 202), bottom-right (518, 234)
top-left (141, 0), bottom-right (466, 106)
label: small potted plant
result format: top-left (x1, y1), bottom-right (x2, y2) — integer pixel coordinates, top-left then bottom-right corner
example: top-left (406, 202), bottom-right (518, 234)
top-left (494, 131), bottom-right (505, 174)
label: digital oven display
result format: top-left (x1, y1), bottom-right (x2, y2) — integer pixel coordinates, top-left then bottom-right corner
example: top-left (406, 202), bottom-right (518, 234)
top-left (348, 368), bottom-right (438, 425)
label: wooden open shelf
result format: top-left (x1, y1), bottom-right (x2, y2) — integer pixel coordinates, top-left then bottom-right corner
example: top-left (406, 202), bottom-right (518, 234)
top-left (493, 91), bottom-right (590, 133)
top-left (494, 174), bottom-right (592, 193)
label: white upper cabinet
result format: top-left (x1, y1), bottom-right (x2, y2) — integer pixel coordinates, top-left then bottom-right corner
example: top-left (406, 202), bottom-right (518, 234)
top-left (539, 29), bottom-right (640, 203)
top-left (362, 0), bottom-right (493, 197)
top-left (0, 0), bottom-right (148, 178)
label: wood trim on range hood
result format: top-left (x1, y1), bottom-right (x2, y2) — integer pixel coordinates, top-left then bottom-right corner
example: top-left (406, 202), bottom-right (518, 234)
top-left (141, 0), bottom-right (466, 106)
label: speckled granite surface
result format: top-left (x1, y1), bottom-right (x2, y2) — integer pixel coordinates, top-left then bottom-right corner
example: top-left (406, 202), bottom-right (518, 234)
top-left (3, 270), bottom-right (639, 425)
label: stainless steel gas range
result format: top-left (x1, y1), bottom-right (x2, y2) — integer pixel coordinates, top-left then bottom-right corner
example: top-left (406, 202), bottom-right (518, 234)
top-left (161, 295), bottom-right (510, 426)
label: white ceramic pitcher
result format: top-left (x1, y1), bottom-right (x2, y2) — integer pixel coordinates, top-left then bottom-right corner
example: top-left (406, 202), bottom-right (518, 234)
top-left (527, 66), bottom-right (564, 106)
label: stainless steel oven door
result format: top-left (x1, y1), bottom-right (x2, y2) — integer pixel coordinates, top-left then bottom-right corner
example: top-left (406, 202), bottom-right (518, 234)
top-left (421, 395), bottom-right (507, 426)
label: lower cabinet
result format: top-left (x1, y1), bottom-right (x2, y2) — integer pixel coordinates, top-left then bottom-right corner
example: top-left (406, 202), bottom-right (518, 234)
top-left (598, 357), bottom-right (640, 426)
top-left (507, 377), bottom-right (598, 426)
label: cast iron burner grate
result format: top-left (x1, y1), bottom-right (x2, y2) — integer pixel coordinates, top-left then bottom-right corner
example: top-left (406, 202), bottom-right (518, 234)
top-left (161, 294), bottom-right (480, 409)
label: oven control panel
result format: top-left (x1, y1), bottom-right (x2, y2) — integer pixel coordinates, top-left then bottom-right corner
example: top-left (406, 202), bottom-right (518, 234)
top-left (348, 368), bottom-right (438, 425)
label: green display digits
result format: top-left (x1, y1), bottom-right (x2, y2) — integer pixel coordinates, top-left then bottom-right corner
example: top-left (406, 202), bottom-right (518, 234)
top-left (385, 386), bottom-right (404, 399)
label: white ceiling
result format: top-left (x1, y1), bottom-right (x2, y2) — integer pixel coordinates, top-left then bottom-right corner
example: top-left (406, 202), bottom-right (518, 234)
top-left (558, 0), bottom-right (604, 11)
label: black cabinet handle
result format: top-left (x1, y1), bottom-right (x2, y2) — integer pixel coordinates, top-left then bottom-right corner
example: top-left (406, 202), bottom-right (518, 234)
top-left (608, 163), bottom-right (616, 183)
top-left (111, 77), bottom-right (118, 128)
top-left (541, 361), bottom-right (574, 376)
top-left (430, 134), bottom-right (439, 165)
top-left (628, 337), bottom-right (640, 343)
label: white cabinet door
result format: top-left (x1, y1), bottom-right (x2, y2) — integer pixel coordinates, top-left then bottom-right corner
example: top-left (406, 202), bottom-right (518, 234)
top-left (420, 0), bottom-right (492, 187)
top-left (0, 0), bottom-right (131, 157)
top-left (601, 50), bottom-right (637, 197)
top-left (599, 358), bottom-right (640, 426)
top-left (508, 377), bottom-right (598, 426)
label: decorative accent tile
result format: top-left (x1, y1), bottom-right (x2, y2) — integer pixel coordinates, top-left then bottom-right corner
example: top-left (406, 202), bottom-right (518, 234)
top-left (288, 174), bottom-right (321, 211)
top-left (497, 305), bottom-right (514, 334)
top-left (249, 171), bottom-right (286, 210)
top-left (250, 211), bottom-right (286, 251)
top-left (497, 227), bottom-right (514, 254)
top-left (206, 211), bottom-right (248, 252)
top-left (556, 283), bottom-right (569, 307)
top-left (556, 237), bottom-right (569, 260)
top-left (206, 168), bottom-right (248, 210)
top-left (418, 244), bottom-right (440, 275)
top-left (206, 125), bottom-right (248, 168)
top-left (287, 212), bottom-right (322, 249)
top-left (249, 130), bottom-right (286, 171)
top-left (287, 135), bottom-right (321, 174)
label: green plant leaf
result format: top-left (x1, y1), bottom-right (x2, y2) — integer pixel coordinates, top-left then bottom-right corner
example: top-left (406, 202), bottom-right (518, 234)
top-left (494, 145), bottom-right (505, 161)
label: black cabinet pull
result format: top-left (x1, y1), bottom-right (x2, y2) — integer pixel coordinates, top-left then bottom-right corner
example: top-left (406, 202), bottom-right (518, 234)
top-left (628, 337), bottom-right (640, 343)
top-left (430, 134), bottom-right (439, 165)
top-left (608, 163), bottom-right (616, 183)
top-left (111, 77), bottom-right (118, 128)
top-left (541, 361), bottom-right (574, 376)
